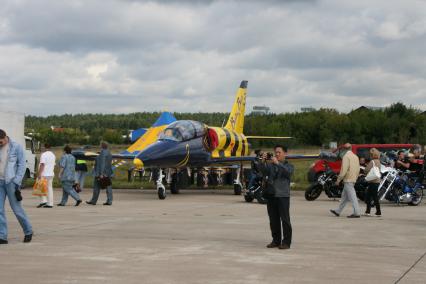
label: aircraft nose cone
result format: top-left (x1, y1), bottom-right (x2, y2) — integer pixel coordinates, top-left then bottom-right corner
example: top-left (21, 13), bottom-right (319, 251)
top-left (133, 158), bottom-right (144, 169)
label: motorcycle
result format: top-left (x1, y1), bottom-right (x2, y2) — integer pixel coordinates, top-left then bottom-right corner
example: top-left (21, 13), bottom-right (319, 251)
top-left (305, 162), bottom-right (368, 201)
top-left (244, 175), bottom-right (268, 204)
top-left (378, 169), bottom-right (423, 206)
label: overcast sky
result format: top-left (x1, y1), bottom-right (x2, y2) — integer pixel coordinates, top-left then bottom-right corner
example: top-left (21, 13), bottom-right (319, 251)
top-left (1, 0), bottom-right (425, 116)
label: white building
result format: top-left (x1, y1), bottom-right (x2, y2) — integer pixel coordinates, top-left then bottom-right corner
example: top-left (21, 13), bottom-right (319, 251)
top-left (252, 105), bottom-right (270, 115)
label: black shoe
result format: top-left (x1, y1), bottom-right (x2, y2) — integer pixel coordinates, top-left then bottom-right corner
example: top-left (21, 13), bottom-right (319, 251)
top-left (23, 234), bottom-right (32, 243)
top-left (86, 201), bottom-right (95, 205)
top-left (278, 244), bottom-right (290, 250)
top-left (42, 205), bottom-right (53, 208)
top-left (347, 214), bottom-right (361, 218)
top-left (103, 202), bottom-right (112, 206)
top-left (266, 242), bottom-right (279, 248)
top-left (75, 200), bottom-right (82, 206)
top-left (37, 203), bottom-right (47, 208)
top-left (330, 209), bottom-right (340, 217)
top-left (57, 203), bottom-right (65, 206)
top-left (0, 239), bottom-right (8, 244)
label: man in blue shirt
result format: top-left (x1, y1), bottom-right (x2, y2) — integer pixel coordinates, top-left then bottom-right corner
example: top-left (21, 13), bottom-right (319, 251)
top-left (0, 129), bottom-right (33, 244)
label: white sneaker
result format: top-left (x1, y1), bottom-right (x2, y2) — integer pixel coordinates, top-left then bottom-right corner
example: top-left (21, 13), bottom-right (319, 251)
top-left (363, 213), bottom-right (371, 217)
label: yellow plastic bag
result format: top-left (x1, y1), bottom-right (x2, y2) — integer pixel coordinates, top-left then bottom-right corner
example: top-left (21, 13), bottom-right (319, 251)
top-left (32, 178), bottom-right (48, 196)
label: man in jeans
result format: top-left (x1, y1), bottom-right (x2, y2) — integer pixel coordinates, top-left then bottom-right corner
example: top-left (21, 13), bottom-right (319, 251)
top-left (0, 129), bottom-right (33, 244)
top-left (330, 143), bottom-right (361, 218)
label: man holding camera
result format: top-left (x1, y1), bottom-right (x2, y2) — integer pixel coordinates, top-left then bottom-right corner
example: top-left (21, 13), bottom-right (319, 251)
top-left (259, 145), bottom-right (294, 250)
top-left (0, 129), bottom-right (33, 244)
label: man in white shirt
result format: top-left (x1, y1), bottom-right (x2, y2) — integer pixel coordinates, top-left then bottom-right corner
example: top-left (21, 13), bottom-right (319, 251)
top-left (37, 143), bottom-right (56, 208)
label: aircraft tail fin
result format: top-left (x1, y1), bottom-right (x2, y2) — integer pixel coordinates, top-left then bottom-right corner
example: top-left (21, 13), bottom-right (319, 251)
top-left (224, 80), bottom-right (247, 134)
top-left (125, 112), bottom-right (176, 155)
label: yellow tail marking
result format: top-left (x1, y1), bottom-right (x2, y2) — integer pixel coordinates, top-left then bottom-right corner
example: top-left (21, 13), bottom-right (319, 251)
top-left (225, 81), bottom-right (247, 134)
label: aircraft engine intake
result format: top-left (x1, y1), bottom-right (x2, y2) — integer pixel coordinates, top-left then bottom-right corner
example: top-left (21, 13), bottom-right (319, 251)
top-left (204, 127), bottom-right (249, 158)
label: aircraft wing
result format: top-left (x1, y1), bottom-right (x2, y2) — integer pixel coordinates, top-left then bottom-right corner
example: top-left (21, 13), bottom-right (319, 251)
top-left (287, 154), bottom-right (319, 159)
top-left (205, 156), bottom-right (256, 166)
top-left (72, 150), bottom-right (98, 161)
top-left (112, 153), bottom-right (138, 160)
top-left (245, 136), bottom-right (293, 139)
top-left (207, 154), bottom-right (318, 165)
top-left (72, 151), bottom-right (137, 161)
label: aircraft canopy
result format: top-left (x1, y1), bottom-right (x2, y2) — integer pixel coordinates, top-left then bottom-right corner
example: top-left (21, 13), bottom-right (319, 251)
top-left (159, 120), bottom-right (206, 142)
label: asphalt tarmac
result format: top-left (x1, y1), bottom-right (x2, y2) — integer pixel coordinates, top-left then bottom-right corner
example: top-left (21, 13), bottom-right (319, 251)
top-left (0, 188), bottom-right (425, 284)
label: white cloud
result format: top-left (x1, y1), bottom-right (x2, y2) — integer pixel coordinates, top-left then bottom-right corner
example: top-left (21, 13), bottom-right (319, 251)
top-left (0, 0), bottom-right (425, 116)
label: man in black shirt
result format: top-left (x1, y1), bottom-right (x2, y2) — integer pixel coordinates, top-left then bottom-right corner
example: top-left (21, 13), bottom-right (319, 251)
top-left (395, 150), bottom-right (410, 170)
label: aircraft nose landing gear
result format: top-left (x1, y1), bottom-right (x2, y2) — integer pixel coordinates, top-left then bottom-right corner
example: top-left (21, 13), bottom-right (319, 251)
top-left (156, 169), bottom-right (167, 200)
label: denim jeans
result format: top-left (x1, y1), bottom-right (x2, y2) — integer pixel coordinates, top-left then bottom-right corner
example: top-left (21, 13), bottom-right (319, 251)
top-left (89, 178), bottom-right (113, 205)
top-left (59, 180), bottom-right (81, 205)
top-left (0, 179), bottom-right (33, 240)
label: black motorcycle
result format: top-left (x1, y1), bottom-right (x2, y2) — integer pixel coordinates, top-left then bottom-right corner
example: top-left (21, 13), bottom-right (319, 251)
top-left (244, 176), bottom-right (268, 204)
top-left (305, 162), bottom-right (368, 201)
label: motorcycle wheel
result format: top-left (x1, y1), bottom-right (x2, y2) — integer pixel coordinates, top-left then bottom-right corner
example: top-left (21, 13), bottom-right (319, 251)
top-left (305, 183), bottom-right (322, 201)
top-left (256, 195), bottom-right (268, 204)
top-left (408, 187), bottom-right (423, 206)
top-left (254, 189), bottom-right (268, 204)
top-left (244, 194), bottom-right (254, 202)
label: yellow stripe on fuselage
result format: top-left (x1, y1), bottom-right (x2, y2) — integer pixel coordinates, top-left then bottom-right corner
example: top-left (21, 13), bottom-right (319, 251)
top-left (209, 127), bottom-right (248, 158)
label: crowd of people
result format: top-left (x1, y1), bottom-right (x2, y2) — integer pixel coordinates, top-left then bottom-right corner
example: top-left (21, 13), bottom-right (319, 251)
top-left (0, 128), bottom-right (114, 244)
top-left (36, 141), bottom-right (114, 208)
top-left (251, 142), bottom-right (425, 249)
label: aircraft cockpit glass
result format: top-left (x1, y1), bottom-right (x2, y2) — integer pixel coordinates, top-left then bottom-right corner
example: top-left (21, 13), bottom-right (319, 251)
top-left (159, 128), bottom-right (183, 142)
top-left (159, 120), bottom-right (206, 142)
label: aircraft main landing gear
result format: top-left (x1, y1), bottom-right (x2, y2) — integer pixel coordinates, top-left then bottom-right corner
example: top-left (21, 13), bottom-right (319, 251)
top-left (170, 172), bottom-right (180, 194)
top-left (233, 164), bottom-right (243, 195)
top-left (233, 183), bottom-right (242, 195)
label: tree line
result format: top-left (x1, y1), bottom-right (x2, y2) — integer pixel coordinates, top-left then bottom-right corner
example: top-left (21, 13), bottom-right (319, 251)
top-left (25, 103), bottom-right (426, 147)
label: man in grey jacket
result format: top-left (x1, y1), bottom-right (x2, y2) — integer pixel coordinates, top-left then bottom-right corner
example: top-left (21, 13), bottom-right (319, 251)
top-left (0, 129), bottom-right (33, 244)
top-left (259, 145), bottom-right (294, 250)
top-left (86, 142), bottom-right (113, 206)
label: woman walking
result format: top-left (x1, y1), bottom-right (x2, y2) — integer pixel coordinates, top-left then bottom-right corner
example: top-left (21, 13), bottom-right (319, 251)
top-left (364, 148), bottom-right (382, 217)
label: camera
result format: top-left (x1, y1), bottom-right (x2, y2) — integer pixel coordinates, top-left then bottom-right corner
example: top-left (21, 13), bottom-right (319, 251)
top-left (266, 152), bottom-right (274, 160)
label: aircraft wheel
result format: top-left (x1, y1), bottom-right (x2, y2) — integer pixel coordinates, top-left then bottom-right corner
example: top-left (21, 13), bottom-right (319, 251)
top-left (158, 186), bottom-right (166, 200)
top-left (234, 184), bottom-right (242, 195)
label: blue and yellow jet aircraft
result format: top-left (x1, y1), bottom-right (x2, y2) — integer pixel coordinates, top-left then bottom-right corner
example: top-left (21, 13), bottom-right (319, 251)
top-left (130, 81), bottom-right (292, 199)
